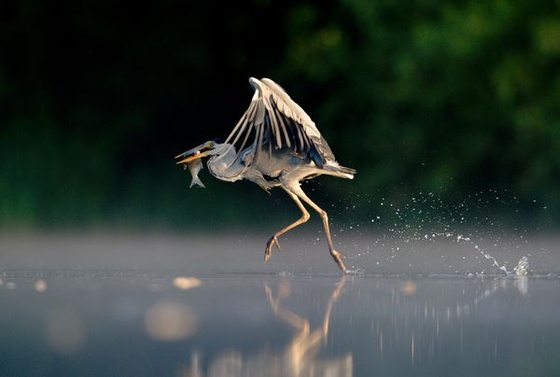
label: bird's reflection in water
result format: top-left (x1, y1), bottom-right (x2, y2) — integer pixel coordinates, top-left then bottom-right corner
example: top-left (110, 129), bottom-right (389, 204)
top-left (181, 277), bottom-right (352, 377)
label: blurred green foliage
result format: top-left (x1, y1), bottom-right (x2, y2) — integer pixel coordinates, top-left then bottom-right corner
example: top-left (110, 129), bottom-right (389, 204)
top-left (1, 0), bottom-right (559, 230)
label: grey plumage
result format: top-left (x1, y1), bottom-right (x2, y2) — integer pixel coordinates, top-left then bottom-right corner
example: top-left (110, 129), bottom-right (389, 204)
top-left (176, 77), bottom-right (355, 272)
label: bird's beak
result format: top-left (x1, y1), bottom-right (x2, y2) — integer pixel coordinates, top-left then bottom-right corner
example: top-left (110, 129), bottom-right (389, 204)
top-left (175, 141), bottom-right (214, 164)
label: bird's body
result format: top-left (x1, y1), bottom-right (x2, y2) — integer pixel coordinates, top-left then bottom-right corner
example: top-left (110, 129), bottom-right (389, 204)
top-left (176, 77), bottom-right (355, 272)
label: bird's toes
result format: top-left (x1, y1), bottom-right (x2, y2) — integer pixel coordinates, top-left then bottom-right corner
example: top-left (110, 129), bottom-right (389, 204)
top-left (330, 249), bottom-right (347, 272)
top-left (264, 236), bottom-right (281, 262)
top-left (273, 236), bottom-right (281, 250)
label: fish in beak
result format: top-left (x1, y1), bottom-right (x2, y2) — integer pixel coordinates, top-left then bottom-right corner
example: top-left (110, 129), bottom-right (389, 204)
top-left (175, 141), bottom-right (215, 188)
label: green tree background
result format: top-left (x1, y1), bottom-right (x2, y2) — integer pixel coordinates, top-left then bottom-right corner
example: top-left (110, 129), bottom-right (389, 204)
top-left (1, 0), bottom-right (558, 231)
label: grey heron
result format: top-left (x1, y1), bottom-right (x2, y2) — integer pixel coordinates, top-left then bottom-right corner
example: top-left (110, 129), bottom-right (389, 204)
top-left (176, 77), bottom-right (356, 272)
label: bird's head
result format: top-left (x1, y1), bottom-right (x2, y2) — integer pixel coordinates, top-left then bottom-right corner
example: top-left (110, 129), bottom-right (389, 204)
top-left (176, 140), bottom-right (243, 183)
top-left (175, 140), bottom-right (219, 165)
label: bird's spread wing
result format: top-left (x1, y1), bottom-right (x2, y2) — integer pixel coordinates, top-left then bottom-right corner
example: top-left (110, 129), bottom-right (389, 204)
top-left (224, 77), bottom-right (335, 168)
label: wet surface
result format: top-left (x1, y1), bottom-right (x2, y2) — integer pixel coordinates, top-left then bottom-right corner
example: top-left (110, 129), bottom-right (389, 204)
top-left (1, 232), bottom-right (559, 376)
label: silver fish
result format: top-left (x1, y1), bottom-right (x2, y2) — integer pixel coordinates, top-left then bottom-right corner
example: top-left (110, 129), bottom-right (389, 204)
top-left (186, 158), bottom-right (205, 188)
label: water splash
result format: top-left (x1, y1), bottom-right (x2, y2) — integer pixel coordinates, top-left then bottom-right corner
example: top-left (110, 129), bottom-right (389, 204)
top-left (343, 190), bottom-right (535, 276)
top-left (433, 232), bottom-right (530, 276)
top-left (344, 268), bottom-right (365, 276)
top-left (447, 234), bottom-right (499, 274)
top-left (512, 256), bottom-right (529, 276)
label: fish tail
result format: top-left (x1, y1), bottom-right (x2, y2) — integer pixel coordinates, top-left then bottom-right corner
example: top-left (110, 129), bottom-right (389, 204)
top-left (190, 177), bottom-right (206, 188)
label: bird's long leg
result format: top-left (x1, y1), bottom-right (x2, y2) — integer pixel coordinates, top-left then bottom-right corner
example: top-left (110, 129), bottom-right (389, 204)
top-left (264, 188), bottom-right (310, 263)
top-left (288, 185), bottom-right (347, 272)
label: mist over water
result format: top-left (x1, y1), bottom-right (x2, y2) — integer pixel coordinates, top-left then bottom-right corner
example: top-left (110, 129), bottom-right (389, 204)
top-left (0, 189), bottom-right (558, 377)
top-left (1, 220), bottom-right (559, 377)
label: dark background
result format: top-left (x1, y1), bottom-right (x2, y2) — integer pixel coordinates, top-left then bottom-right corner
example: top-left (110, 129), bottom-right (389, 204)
top-left (1, 0), bottom-right (559, 231)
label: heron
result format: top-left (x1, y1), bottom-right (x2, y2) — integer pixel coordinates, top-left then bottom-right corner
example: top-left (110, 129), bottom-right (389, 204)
top-left (175, 77), bottom-right (356, 272)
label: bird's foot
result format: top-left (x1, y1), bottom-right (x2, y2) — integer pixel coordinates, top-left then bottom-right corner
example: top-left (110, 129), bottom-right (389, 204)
top-left (264, 235), bottom-right (281, 262)
top-left (330, 249), bottom-right (347, 272)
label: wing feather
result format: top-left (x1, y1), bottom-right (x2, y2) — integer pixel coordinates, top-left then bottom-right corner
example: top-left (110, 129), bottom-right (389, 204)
top-left (265, 96), bottom-right (284, 148)
top-left (267, 95), bottom-right (292, 149)
top-left (224, 77), bottom-right (337, 170)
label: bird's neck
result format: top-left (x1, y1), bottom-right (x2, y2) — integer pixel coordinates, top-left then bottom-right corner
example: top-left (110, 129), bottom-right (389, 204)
top-left (207, 145), bottom-right (246, 182)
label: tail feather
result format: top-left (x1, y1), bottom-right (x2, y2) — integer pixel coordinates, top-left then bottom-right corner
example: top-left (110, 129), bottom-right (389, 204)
top-left (324, 163), bottom-right (356, 179)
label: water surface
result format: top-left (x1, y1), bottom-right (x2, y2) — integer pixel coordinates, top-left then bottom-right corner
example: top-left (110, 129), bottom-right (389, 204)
top-left (1, 233), bottom-right (559, 376)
